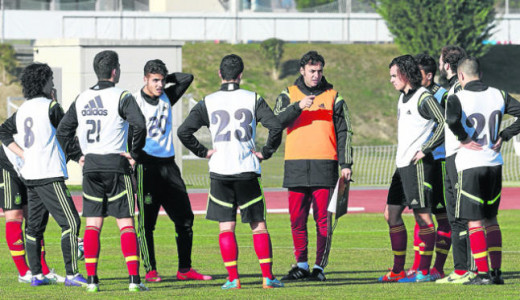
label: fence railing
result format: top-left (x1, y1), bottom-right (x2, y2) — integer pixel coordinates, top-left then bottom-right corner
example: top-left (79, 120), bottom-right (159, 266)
top-left (181, 118), bottom-right (520, 187)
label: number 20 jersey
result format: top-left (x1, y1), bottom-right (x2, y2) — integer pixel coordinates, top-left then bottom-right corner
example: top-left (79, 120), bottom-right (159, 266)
top-left (204, 88), bottom-right (260, 176)
top-left (14, 97), bottom-right (67, 180)
top-left (75, 87), bottom-right (129, 155)
top-left (134, 91), bottom-right (174, 158)
top-left (455, 87), bottom-right (505, 172)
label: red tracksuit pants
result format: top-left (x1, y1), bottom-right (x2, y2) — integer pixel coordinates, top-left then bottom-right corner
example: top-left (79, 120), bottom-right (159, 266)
top-left (288, 187), bottom-right (332, 268)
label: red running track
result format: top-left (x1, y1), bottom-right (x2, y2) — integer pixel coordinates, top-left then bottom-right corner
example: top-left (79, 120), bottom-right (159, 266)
top-left (2, 188), bottom-right (519, 215)
top-left (4, 187), bottom-right (516, 216)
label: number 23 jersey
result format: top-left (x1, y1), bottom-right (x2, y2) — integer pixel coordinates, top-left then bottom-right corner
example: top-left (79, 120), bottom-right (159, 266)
top-left (205, 88), bottom-right (260, 175)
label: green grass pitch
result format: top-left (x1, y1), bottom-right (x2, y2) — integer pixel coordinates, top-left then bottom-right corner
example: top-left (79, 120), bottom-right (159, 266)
top-left (0, 211), bottom-right (519, 299)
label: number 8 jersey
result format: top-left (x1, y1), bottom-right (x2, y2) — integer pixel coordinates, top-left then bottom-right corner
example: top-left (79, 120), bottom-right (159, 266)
top-left (75, 87), bottom-right (129, 155)
top-left (204, 88), bottom-right (260, 175)
top-left (455, 87), bottom-right (505, 171)
top-left (14, 97), bottom-right (67, 180)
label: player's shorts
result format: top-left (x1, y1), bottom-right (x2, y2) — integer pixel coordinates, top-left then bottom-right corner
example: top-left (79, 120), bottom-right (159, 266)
top-left (456, 165), bottom-right (501, 220)
top-left (431, 159), bottom-right (447, 214)
top-left (82, 172), bottom-right (135, 218)
top-left (387, 154), bottom-right (433, 209)
top-left (206, 177), bottom-right (266, 223)
top-left (0, 169), bottom-right (27, 211)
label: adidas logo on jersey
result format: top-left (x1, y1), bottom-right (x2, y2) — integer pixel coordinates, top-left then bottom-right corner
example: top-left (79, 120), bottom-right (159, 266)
top-left (14, 239), bottom-right (24, 246)
top-left (81, 96), bottom-right (108, 116)
top-left (410, 199), bottom-right (418, 205)
top-left (406, 110), bottom-right (412, 115)
top-left (436, 203), bottom-right (444, 209)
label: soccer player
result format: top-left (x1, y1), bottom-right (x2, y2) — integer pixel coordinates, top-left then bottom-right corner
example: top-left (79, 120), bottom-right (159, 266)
top-left (405, 54), bottom-right (451, 280)
top-left (133, 59), bottom-right (211, 282)
top-left (0, 63), bottom-right (85, 287)
top-left (274, 50), bottom-right (353, 281)
top-left (1, 145), bottom-right (66, 283)
top-left (378, 55), bottom-right (445, 283)
top-left (435, 46), bottom-right (477, 284)
top-left (178, 54), bottom-right (283, 290)
top-left (446, 56), bottom-right (520, 284)
top-left (56, 50), bottom-right (148, 292)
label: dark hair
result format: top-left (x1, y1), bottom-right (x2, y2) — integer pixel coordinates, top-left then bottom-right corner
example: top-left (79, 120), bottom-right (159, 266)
top-left (144, 59), bottom-right (168, 76)
top-left (458, 56), bottom-right (480, 77)
top-left (414, 53), bottom-right (437, 78)
top-left (299, 50), bottom-right (325, 68)
top-left (21, 63), bottom-right (53, 99)
top-left (219, 54), bottom-right (244, 80)
top-left (441, 45), bottom-right (467, 74)
top-left (389, 55), bottom-right (422, 89)
top-left (93, 50), bottom-right (119, 80)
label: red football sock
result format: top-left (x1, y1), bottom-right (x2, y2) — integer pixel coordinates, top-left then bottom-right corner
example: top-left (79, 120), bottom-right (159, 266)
top-left (120, 226), bottom-right (139, 276)
top-left (389, 224), bottom-right (407, 273)
top-left (433, 216), bottom-right (451, 273)
top-left (411, 222), bottom-right (421, 271)
top-left (219, 231), bottom-right (239, 281)
top-left (418, 223), bottom-right (435, 274)
top-left (469, 226), bottom-right (489, 273)
top-left (40, 239), bottom-right (50, 275)
top-left (6, 220), bottom-right (30, 276)
top-left (253, 232), bottom-right (273, 279)
top-left (84, 226), bottom-right (100, 277)
top-left (485, 225), bottom-right (502, 270)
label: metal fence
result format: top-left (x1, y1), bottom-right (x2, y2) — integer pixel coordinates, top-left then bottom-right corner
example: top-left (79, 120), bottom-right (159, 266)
top-left (181, 117), bottom-right (520, 187)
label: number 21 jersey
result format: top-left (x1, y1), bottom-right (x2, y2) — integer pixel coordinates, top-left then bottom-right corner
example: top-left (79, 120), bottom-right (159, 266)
top-left (75, 87), bottom-right (129, 155)
top-left (204, 88), bottom-right (260, 175)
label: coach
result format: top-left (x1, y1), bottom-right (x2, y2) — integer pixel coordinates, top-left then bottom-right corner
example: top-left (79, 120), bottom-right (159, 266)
top-left (274, 50), bottom-right (353, 282)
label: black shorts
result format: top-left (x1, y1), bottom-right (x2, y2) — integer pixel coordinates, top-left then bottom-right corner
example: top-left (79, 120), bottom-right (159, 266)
top-left (207, 177), bottom-right (266, 223)
top-left (0, 169), bottom-right (27, 211)
top-left (387, 154), bottom-right (433, 209)
top-left (82, 172), bottom-right (135, 218)
top-left (431, 159), bottom-right (447, 214)
top-left (456, 165), bottom-right (502, 221)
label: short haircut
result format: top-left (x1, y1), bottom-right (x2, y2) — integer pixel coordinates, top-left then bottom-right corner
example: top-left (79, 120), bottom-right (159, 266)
top-left (144, 59), bottom-right (168, 77)
top-left (414, 53), bottom-right (437, 78)
top-left (389, 55), bottom-right (422, 89)
top-left (21, 63), bottom-right (53, 99)
top-left (458, 56), bottom-right (480, 78)
top-left (93, 50), bottom-right (119, 80)
top-left (219, 54), bottom-right (244, 80)
top-left (441, 45), bottom-right (467, 74)
top-left (299, 50), bottom-right (325, 68)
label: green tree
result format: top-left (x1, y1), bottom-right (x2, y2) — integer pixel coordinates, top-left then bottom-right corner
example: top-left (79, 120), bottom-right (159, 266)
top-left (0, 44), bottom-right (18, 83)
top-left (373, 0), bottom-right (495, 58)
top-left (294, 0), bottom-right (335, 10)
top-left (260, 38), bottom-right (285, 80)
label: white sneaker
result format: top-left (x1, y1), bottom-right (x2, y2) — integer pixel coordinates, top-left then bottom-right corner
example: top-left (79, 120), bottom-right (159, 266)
top-left (18, 270), bottom-right (32, 283)
top-left (129, 282), bottom-right (149, 292)
top-left (86, 283), bottom-right (99, 292)
top-left (45, 269), bottom-right (66, 283)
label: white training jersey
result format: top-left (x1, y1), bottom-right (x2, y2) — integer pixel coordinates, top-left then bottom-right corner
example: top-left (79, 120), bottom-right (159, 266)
top-left (14, 97), bottom-right (67, 180)
top-left (455, 87), bottom-right (505, 171)
top-left (2, 144), bottom-right (23, 176)
top-left (445, 81), bottom-right (461, 157)
top-left (205, 88), bottom-right (260, 175)
top-left (75, 87), bottom-right (129, 155)
top-left (396, 87), bottom-right (435, 168)
top-left (134, 91), bottom-right (175, 158)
